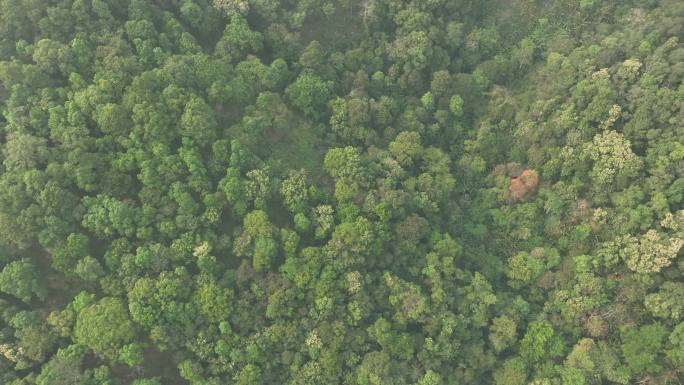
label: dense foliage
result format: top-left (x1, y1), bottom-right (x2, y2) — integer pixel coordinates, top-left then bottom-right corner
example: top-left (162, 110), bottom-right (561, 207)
top-left (0, 0), bottom-right (683, 384)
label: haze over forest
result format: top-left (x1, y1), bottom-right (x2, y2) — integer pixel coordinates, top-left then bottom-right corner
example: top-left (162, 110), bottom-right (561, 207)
top-left (0, 0), bottom-right (683, 384)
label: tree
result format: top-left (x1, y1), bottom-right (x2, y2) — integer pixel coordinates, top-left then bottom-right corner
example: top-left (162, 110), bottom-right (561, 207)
top-left (281, 169), bottom-right (310, 213)
top-left (458, 272), bottom-right (497, 327)
top-left (74, 256), bottom-right (105, 282)
top-left (367, 317), bottom-right (415, 360)
top-left (0, 259), bottom-right (46, 303)
top-left (0, 1), bottom-right (682, 384)
top-left (329, 97), bottom-right (371, 142)
top-left (132, 379), bottom-right (162, 385)
top-left (221, 167), bottom-right (249, 216)
top-left (313, 205), bottom-right (334, 239)
top-left (253, 236), bottom-right (277, 272)
top-left (285, 72), bottom-right (331, 119)
top-left (212, 0), bottom-right (249, 17)
top-left (621, 323), bottom-right (667, 376)
top-left (565, 338), bottom-right (596, 377)
top-left (389, 30), bottom-right (431, 70)
top-left (512, 38), bottom-right (536, 68)
top-left (323, 147), bottom-right (362, 180)
top-left (668, 322), bottom-right (684, 368)
top-left (7, 310), bottom-right (57, 369)
top-left (181, 95), bottom-right (218, 144)
top-left (449, 95), bottom-right (464, 118)
top-left (118, 342), bottom-right (144, 366)
top-left (417, 370), bottom-right (442, 385)
top-left (506, 250), bottom-right (544, 287)
top-left (644, 282), bottom-right (684, 320)
top-left (216, 15), bottom-right (263, 59)
top-left (388, 131), bottom-right (422, 167)
top-left (245, 167), bottom-right (272, 210)
top-left (194, 276), bottom-right (233, 322)
top-left (93, 103), bottom-right (131, 136)
top-left (508, 169), bottom-right (539, 202)
top-left (2, 132), bottom-right (49, 172)
top-left (385, 272), bottom-right (428, 324)
top-left (243, 210), bottom-right (275, 238)
top-left (234, 363), bottom-right (261, 384)
top-left (583, 130), bottom-right (642, 188)
top-left (356, 351), bottom-right (400, 385)
top-left (489, 316), bottom-right (517, 353)
top-left (35, 345), bottom-right (90, 385)
top-left (81, 196), bottom-right (140, 239)
top-left (520, 320), bottom-right (563, 363)
top-left (619, 230), bottom-right (683, 274)
top-left (294, 212), bottom-right (311, 233)
top-left (75, 297), bottom-right (137, 361)
top-left (493, 358), bottom-right (527, 385)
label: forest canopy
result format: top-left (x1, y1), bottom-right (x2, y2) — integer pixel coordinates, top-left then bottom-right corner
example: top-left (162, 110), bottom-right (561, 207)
top-left (0, 0), bottom-right (683, 384)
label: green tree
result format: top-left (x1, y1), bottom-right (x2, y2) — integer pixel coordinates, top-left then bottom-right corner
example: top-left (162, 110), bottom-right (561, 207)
top-left (216, 15), bottom-right (263, 59)
top-left (7, 310), bottom-right (57, 369)
top-left (181, 95), bottom-right (218, 145)
top-left (388, 131), bottom-right (423, 167)
top-left (506, 248), bottom-right (559, 288)
top-left (74, 256), bottom-right (105, 282)
top-left (212, 0), bottom-right (249, 17)
top-left (119, 342), bottom-right (144, 366)
top-left (449, 95), bottom-right (464, 118)
top-left (323, 147), bottom-right (362, 180)
top-left (0, 259), bottom-right (46, 303)
top-left (493, 358), bottom-right (527, 385)
top-left (35, 345), bottom-right (90, 385)
top-left (132, 379), bottom-right (162, 385)
top-left (281, 169), bottom-right (310, 213)
top-left (285, 72), bottom-right (331, 119)
top-left (356, 351), bottom-right (402, 385)
top-left (621, 323), bottom-right (667, 376)
top-left (75, 297), bottom-right (137, 360)
top-left (2, 132), bottom-right (49, 172)
top-left (235, 364), bottom-right (262, 385)
top-left (619, 230), bottom-right (683, 274)
top-left (645, 282), bottom-right (684, 320)
top-left (194, 275), bottom-right (233, 322)
top-left (253, 236), bottom-right (277, 272)
top-left (489, 316), bottom-right (517, 353)
top-left (520, 320), bottom-right (563, 363)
